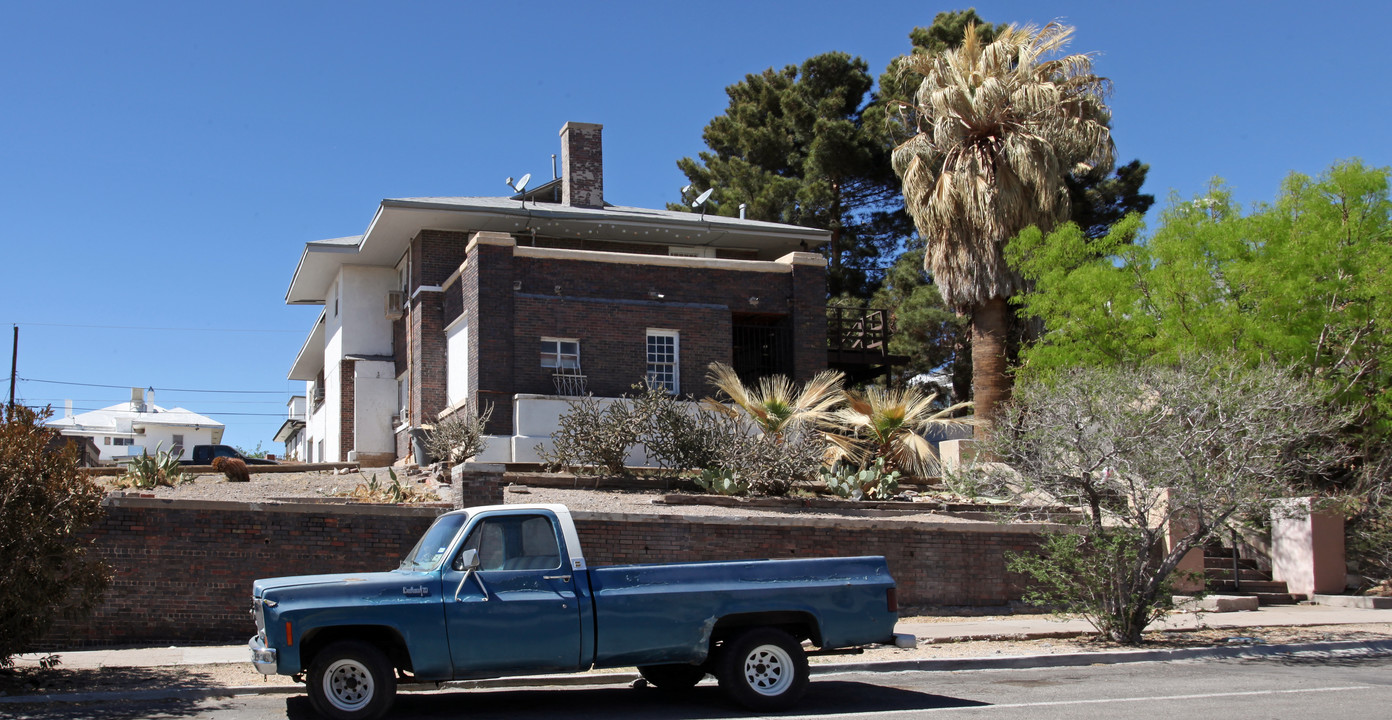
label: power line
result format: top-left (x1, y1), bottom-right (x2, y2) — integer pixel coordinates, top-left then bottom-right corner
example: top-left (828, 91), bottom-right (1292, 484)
top-left (20, 378), bottom-right (288, 394)
top-left (21, 397), bottom-right (287, 405)
top-left (11, 321), bottom-right (302, 334)
top-left (26, 404), bottom-right (290, 417)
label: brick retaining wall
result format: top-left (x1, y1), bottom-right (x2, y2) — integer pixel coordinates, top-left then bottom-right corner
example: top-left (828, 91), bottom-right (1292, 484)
top-left (41, 493), bottom-right (1053, 649)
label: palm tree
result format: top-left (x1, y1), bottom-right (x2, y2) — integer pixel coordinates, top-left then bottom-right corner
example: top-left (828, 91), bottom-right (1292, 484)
top-left (892, 23), bottom-right (1114, 436)
top-left (703, 362), bottom-right (844, 436)
top-left (827, 385), bottom-right (972, 477)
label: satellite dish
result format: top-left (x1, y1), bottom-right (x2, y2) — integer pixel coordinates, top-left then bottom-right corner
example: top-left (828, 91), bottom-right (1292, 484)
top-left (692, 188), bottom-right (714, 208)
top-left (514, 173), bottom-right (531, 193)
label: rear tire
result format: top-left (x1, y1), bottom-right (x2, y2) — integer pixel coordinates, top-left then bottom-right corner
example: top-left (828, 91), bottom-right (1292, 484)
top-left (716, 628), bottom-right (809, 710)
top-left (637, 663), bottom-right (707, 690)
top-left (306, 640), bottom-right (397, 720)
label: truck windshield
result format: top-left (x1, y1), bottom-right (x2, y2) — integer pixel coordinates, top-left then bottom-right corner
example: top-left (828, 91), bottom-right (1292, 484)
top-left (400, 513), bottom-right (469, 571)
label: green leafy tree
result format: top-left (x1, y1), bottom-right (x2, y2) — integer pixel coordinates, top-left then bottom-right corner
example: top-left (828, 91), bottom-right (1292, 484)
top-left (893, 22), bottom-right (1116, 434)
top-left (1008, 159), bottom-right (1392, 580)
top-left (1, 407), bottom-right (109, 665)
top-left (981, 360), bottom-right (1347, 643)
top-left (673, 52), bottom-right (908, 297)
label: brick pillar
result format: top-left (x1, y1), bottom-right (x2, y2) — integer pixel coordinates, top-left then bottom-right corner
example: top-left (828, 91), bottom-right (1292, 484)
top-left (451, 462), bottom-right (506, 508)
top-left (466, 233), bottom-right (516, 436)
top-left (340, 358), bottom-right (356, 461)
top-left (411, 290), bottom-right (446, 426)
top-left (780, 251), bottom-right (828, 382)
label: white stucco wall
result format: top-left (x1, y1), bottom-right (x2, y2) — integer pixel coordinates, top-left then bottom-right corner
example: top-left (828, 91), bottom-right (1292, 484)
top-left (339, 265), bottom-right (398, 357)
top-left (510, 394), bottom-right (656, 465)
top-left (324, 362), bottom-right (342, 462)
top-left (353, 359), bottom-right (398, 456)
top-left (136, 425), bottom-right (220, 461)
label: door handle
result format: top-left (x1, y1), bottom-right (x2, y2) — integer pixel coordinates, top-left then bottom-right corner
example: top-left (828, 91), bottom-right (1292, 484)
top-left (542, 575), bottom-right (571, 582)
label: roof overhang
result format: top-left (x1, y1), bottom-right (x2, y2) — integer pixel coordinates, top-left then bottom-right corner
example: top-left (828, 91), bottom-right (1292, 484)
top-left (288, 311), bottom-right (326, 381)
top-left (284, 197), bottom-right (831, 306)
top-left (273, 418), bottom-right (306, 443)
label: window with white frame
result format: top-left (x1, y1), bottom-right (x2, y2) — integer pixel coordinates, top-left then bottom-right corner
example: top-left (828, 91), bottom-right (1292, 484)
top-left (396, 372), bottom-right (409, 425)
top-left (541, 338), bottom-right (580, 373)
top-left (172, 434), bottom-right (185, 458)
top-left (646, 329), bottom-right (679, 393)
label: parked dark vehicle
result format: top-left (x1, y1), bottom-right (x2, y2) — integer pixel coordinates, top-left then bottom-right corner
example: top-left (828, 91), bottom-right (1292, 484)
top-left (180, 444), bottom-right (277, 466)
top-left (250, 503), bottom-right (908, 720)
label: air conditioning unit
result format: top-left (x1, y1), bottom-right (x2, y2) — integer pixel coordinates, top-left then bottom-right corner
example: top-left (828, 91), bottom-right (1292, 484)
top-left (385, 290), bottom-right (406, 320)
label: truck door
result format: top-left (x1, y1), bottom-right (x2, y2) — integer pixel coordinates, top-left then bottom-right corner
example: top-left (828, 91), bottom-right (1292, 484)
top-left (443, 512), bottom-right (583, 676)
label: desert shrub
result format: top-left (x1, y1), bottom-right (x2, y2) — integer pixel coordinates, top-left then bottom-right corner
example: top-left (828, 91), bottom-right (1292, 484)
top-left (975, 359), bottom-right (1347, 643)
top-left (117, 443), bottom-right (187, 488)
top-left (211, 456), bottom-right (250, 483)
top-left (822, 457), bottom-right (901, 500)
top-left (336, 468), bottom-right (436, 504)
top-left (704, 419), bottom-right (825, 497)
top-left (425, 404), bottom-right (493, 465)
top-left (1, 407), bottom-right (110, 666)
top-left (538, 395), bottom-right (641, 476)
top-left (630, 384), bottom-right (726, 472)
top-left (1006, 529), bottom-right (1194, 640)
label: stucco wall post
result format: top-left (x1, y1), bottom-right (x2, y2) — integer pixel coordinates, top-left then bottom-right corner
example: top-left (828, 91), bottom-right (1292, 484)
top-left (1271, 497), bottom-right (1346, 597)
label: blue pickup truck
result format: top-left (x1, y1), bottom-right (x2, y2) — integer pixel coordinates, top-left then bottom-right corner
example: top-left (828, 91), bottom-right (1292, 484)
top-left (250, 503), bottom-right (905, 720)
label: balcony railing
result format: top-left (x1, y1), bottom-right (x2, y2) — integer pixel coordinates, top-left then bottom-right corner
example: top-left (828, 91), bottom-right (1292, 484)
top-left (827, 306), bottom-right (890, 356)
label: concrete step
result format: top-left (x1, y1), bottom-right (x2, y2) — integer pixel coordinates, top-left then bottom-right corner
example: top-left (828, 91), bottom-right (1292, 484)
top-left (1207, 579), bottom-right (1291, 595)
top-left (1205, 567), bottom-right (1272, 582)
top-left (1204, 556), bottom-right (1259, 570)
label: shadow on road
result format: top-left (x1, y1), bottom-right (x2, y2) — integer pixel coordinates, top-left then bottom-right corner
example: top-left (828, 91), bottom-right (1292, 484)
top-left (283, 679), bottom-right (988, 719)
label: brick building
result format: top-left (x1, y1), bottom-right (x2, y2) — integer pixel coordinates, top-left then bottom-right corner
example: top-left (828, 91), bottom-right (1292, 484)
top-left (285, 122), bottom-right (835, 466)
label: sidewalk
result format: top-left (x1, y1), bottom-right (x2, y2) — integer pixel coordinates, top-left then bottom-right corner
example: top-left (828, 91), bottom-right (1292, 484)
top-left (14, 602), bottom-right (1392, 672)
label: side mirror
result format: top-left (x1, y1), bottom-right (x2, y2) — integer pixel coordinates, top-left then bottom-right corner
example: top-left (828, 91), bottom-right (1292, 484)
top-left (454, 548), bottom-right (480, 572)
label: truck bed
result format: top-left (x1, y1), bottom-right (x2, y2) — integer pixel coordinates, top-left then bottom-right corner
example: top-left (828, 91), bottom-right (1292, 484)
top-left (586, 556), bottom-right (896, 667)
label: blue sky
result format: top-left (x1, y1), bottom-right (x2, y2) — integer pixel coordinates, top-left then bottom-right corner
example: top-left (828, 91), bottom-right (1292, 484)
top-left (3, 1), bottom-right (1388, 451)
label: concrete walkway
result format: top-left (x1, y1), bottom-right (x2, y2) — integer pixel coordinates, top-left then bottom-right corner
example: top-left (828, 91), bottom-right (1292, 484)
top-left (14, 603), bottom-right (1392, 672)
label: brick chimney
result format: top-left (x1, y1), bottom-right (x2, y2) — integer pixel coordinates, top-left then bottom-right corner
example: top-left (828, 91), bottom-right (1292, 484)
top-left (560, 122), bottom-right (603, 209)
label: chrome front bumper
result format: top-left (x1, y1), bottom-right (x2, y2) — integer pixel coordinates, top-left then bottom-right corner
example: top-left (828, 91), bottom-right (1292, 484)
top-left (249, 634), bottom-right (277, 675)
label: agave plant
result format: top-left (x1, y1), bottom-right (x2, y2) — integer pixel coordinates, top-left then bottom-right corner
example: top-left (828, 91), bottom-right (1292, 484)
top-left (827, 385), bottom-right (972, 478)
top-left (702, 362), bottom-right (845, 436)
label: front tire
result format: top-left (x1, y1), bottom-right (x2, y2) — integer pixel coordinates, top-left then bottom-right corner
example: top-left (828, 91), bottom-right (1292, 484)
top-left (307, 640), bottom-right (397, 720)
top-left (638, 663), bottom-right (707, 690)
top-left (716, 628), bottom-right (809, 710)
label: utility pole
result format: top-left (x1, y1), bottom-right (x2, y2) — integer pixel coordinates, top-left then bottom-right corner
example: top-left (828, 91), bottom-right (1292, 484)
top-left (7, 325), bottom-right (16, 420)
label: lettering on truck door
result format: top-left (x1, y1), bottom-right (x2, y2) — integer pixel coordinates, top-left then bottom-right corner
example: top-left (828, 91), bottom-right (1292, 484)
top-left (442, 512), bottom-right (583, 675)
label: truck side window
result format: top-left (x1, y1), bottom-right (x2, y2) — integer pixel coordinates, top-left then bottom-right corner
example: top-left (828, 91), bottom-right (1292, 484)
top-left (458, 515), bottom-right (561, 572)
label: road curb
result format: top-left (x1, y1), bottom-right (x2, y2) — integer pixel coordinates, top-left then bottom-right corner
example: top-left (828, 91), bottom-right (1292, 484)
top-left (4, 639), bottom-right (1390, 705)
top-left (810, 639), bottom-right (1392, 675)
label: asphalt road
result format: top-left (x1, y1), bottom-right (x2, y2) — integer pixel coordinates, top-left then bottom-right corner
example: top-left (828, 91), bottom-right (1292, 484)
top-left (8, 654), bottom-right (1392, 720)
